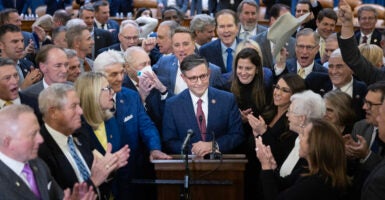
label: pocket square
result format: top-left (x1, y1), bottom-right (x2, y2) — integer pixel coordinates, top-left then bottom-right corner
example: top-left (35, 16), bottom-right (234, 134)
top-left (124, 115), bottom-right (133, 122)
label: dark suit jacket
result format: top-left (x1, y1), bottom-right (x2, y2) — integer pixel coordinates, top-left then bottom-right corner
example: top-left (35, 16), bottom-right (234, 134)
top-left (0, 158), bottom-right (63, 200)
top-left (162, 87), bottom-right (244, 154)
top-left (361, 158), bottom-right (385, 200)
top-left (96, 43), bottom-right (121, 57)
top-left (199, 38), bottom-right (241, 73)
top-left (338, 33), bottom-right (385, 85)
top-left (93, 19), bottom-right (120, 43)
top-left (38, 124), bottom-right (95, 193)
top-left (305, 72), bottom-right (367, 120)
top-left (94, 28), bottom-right (115, 55)
top-left (355, 29), bottom-right (382, 47)
top-left (208, 0), bottom-right (241, 12)
top-left (0, 0), bottom-right (26, 13)
top-left (44, 0), bottom-right (71, 15)
top-left (19, 58), bottom-right (35, 78)
top-left (252, 30), bottom-right (296, 69)
top-left (153, 54), bottom-right (225, 95)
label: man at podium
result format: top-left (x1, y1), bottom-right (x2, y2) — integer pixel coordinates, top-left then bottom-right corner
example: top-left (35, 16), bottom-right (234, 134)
top-left (162, 54), bottom-right (244, 156)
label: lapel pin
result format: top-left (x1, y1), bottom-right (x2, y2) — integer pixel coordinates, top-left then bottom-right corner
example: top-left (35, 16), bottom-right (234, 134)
top-left (97, 36), bottom-right (100, 39)
top-left (15, 181), bottom-right (20, 187)
top-left (211, 99), bottom-right (216, 104)
top-left (356, 95), bottom-right (360, 99)
top-left (120, 99), bottom-right (124, 104)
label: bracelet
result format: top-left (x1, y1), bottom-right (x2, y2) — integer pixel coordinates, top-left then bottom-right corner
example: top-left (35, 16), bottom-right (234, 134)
top-left (160, 89), bottom-right (168, 95)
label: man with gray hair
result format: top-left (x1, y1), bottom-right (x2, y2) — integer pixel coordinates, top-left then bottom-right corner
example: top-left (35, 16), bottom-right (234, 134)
top-left (237, 0), bottom-right (267, 40)
top-left (94, 50), bottom-right (171, 199)
top-left (64, 49), bottom-right (81, 82)
top-left (190, 14), bottom-right (216, 49)
top-left (355, 5), bottom-right (382, 46)
top-left (0, 104), bottom-right (96, 200)
top-left (96, 22), bottom-right (139, 56)
top-left (37, 83), bottom-right (129, 200)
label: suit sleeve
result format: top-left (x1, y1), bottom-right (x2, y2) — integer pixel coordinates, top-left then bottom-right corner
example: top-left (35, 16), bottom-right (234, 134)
top-left (162, 99), bottom-right (183, 154)
top-left (216, 94), bottom-right (244, 153)
top-left (338, 33), bottom-right (385, 85)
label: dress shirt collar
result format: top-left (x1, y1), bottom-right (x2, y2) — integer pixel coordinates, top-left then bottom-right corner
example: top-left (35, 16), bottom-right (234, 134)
top-left (0, 151), bottom-right (25, 177)
top-left (221, 40), bottom-right (237, 54)
top-left (333, 78), bottom-right (354, 97)
top-left (42, 78), bottom-right (50, 89)
top-left (296, 60), bottom-right (315, 78)
top-left (240, 25), bottom-right (257, 36)
top-left (189, 88), bottom-right (208, 105)
top-left (94, 19), bottom-right (106, 29)
top-left (0, 97), bottom-right (21, 109)
top-left (45, 123), bottom-right (70, 150)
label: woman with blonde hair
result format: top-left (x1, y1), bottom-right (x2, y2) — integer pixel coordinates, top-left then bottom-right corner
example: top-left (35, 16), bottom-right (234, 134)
top-left (358, 43), bottom-right (384, 69)
top-left (75, 72), bottom-right (130, 198)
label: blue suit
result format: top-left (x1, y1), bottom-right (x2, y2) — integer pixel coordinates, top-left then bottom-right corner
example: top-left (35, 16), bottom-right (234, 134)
top-left (199, 39), bottom-right (241, 73)
top-left (157, 0), bottom-right (189, 12)
top-left (93, 20), bottom-right (120, 43)
top-left (122, 75), bottom-right (166, 132)
top-left (114, 87), bottom-right (161, 199)
top-left (162, 87), bottom-right (244, 154)
top-left (153, 54), bottom-right (225, 95)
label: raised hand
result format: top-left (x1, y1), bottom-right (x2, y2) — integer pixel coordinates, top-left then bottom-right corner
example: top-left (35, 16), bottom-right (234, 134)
top-left (247, 115), bottom-right (267, 136)
top-left (255, 136), bottom-right (277, 170)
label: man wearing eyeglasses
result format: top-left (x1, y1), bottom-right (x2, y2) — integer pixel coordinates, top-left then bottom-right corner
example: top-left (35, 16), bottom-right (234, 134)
top-left (97, 22), bottom-right (139, 56)
top-left (343, 81), bottom-right (385, 199)
top-left (355, 5), bottom-right (382, 47)
top-left (162, 54), bottom-right (244, 156)
top-left (274, 28), bottom-right (327, 80)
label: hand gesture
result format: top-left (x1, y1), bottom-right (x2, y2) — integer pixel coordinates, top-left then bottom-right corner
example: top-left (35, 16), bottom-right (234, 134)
top-left (90, 144), bottom-right (118, 186)
top-left (239, 108), bottom-right (252, 123)
top-left (255, 137), bottom-right (277, 170)
top-left (113, 144), bottom-right (130, 168)
top-left (141, 37), bottom-right (157, 53)
top-left (63, 182), bottom-right (96, 200)
top-left (247, 115), bottom-right (267, 137)
top-left (142, 71), bottom-right (167, 94)
top-left (149, 150), bottom-right (172, 160)
top-left (138, 75), bottom-right (155, 101)
top-left (344, 134), bottom-right (369, 159)
top-left (338, 0), bottom-right (353, 24)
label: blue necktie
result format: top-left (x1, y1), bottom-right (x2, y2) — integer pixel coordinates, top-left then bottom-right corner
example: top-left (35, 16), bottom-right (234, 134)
top-left (226, 48), bottom-right (233, 73)
top-left (68, 136), bottom-right (90, 181)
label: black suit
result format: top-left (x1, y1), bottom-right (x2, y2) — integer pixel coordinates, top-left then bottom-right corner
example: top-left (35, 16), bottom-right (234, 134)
top-left (362, 158), bottom-right (385, 200)
top-left (305, 72), bottom-right (367, 120)
top-left (38, 124), bottom-right (102, 197)
top-left (338, 33), bottom-right (385, 85)
top-left (94, 28), bottom-right (115, 56)
top-left (96, 43), bottom-right (121, 57)
top-left (354, 29), bottom-right (382, 47)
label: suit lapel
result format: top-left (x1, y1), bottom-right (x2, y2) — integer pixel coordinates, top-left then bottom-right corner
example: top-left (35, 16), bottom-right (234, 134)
top-left (215, 40), bottom-right (225, 70)
top-left (181, 91), bottom-right (202, 141)
top-left (0, 160), bottom-right (39, 200)
top-left (29, 160), bottom-right (50, 200)
top-left (206, 88), bottom-right (217, 141)
top-left (170, 57), bottom-right (178, 92)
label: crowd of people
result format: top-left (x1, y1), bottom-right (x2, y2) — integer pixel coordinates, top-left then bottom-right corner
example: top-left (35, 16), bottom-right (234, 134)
top-left (0, 0), bottom-right (385, 200)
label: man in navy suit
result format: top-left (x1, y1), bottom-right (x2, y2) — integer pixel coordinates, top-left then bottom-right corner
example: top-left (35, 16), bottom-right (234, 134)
top-left (79, 4), bottom-right (115, 57)
top-left (93, 1), bottom-right (120, 42)
top-left (0, 104), bottom-right (96, 200)
top-left (305, 49), bottom-right (367, 119)
top-left (274, 28), bottom-right (328, 80)
top-left (153, 26), bottom-right (224, 96)
top-left (162, 54), bottom-right (244, 156)
top-left (355, 5), bottom-right (382, 47)
top-left (94, 50), bottom-right (171, 199)
top-left (199, 9), bottom-right (240, 74)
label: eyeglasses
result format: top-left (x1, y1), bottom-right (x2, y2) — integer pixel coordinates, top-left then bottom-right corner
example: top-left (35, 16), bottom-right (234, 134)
top-left (364, 99), bottom-right (382, 109)
top-left (121, 35), bottom-right (139, 41)
top-left (359, 17), bottom-right (376, 21)
top-left (273, 84), bottom-right (292, 93)
top-left (296, 44), bottom-right (317, 51)
top-left (184, 73), bottom-right (209, 83)
top-left (101, 85), bottom-right (113, 94)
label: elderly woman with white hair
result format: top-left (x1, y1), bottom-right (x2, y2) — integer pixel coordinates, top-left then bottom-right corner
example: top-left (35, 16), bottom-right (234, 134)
top-left (256, 90), bottom-right (326, 178)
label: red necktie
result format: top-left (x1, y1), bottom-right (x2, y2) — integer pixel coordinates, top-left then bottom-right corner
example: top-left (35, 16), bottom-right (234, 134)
top-left (196, 99), bottom-right (207, 141)
top-left (362, 35), bottom-right (368, 44)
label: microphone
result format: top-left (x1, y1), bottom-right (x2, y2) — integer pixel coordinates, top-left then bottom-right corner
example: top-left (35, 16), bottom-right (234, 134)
top-left (181, 129), bottom-right (194, 152)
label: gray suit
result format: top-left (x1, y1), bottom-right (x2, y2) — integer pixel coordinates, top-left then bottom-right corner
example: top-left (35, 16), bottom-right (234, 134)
top-left (21, 81), bottom-right (44, 99)
top-left (0, 158), bottom-right (63, 200)
top-left (238, 24), bottom-right (268, 40)
top-left (351, 120), bottom-right (383, 170)
top-left (252, 30), bottom-right (296, 69)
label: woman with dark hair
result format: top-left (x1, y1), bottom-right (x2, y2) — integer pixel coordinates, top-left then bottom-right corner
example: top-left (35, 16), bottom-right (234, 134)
top-left (256, 118), bottom-right (350, 199)
top-left (248, 73), bottom-right (306, 167)
top-left (324, 90), bottom-right (356, 135)
top-left (135, 7), bottom-right (153, 19)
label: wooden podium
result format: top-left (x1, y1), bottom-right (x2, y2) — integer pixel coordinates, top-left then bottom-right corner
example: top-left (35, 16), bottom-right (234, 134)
top-left (151, 154), bottom-right (247, 200)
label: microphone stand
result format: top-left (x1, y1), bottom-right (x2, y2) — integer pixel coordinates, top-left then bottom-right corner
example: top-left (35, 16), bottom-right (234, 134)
top-left (181, 132), bottom-right (192, 200)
